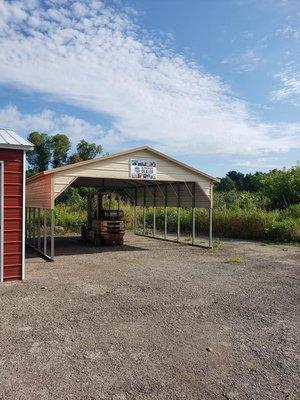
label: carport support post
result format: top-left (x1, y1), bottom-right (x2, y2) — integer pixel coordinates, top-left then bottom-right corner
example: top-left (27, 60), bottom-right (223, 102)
top-left (143, 186), bottom-right (146, 235)
top-left (164, 185), bottom-right (168, 240)
top-left (43, 209), bottom-right (47, 255)
top-left (153, 186), bottom-right (156, 237)
top-left (26, 207), bottom-right (29, 243)
top-left (25, 207), bottom-right (28, 242)
top-left (30, 207), bottom-right (33, 245)
top-left (33, 207), bottom-right (36, 248)
top-left (134, 188), bottom-right (137, 234)
top-left (37, 208), bottom-right (41, 251)
top-left (209, 207), bottom-right (213, 248)
top-left (27, 207), bottom-right (30, 243)
top-left (177, 183), bottom-right (180, 242)
top-left (192, 183), bottom-right (196, 245)
top-left (50, 209), bottom-right (55, 260)
top-left (28, 207), bottom-right (31, 244)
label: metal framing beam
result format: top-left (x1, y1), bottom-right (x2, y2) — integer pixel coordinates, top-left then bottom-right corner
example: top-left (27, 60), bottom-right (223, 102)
top-left (33, 207), bottom-right (36, 248)
top-left (43, 209), bottom-right (47, 255)
top-left (51, 209), bottom-right (55, 259)
top-left (143, 186), bottom-right (146, 235)
top-left (154, 182), bottom-right (166, 199)
top-left (177, 182), bottom-right (180, 242)
top-left (184, 182), bottom-right (193, 198)
top-left (134, 187), bottom-right (137, 234)
top-left (153, 186), bottom-right (156, 237)
top-left (37, 208), bottom-right (41, 251)
top-left (164, 184), bottom-right (168, 240)
top-left (209, 207), bottom-right (213, 248)
top-left (192, 182), bottom-right (196, 245)
top-left (25, 207), bottom-right (54, 261)
top-left (135, 233), bottom-right (209, 249)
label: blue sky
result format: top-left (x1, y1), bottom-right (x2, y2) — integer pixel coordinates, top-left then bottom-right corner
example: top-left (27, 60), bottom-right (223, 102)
top-left (0, 0), bottom-right (299, 177)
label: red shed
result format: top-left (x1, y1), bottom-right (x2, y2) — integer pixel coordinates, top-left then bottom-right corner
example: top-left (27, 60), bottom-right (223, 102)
top-left (0, 128), bottom-right (33, 282)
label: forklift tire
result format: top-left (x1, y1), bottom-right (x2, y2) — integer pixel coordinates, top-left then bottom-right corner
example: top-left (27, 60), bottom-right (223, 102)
top-left (94, 236), bottom-right (103, 246)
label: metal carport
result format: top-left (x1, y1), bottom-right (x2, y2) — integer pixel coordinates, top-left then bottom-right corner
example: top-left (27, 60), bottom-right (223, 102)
top-left (26, 146), bottom-right (219, 261)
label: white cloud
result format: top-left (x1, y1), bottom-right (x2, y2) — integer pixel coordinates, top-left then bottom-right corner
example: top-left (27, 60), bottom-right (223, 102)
top-left (270, 67), bottom-right (300, 106)
top-left (0, 0), bottom-right (299, 157)
top-left (221, 49), bottom-right (261, 72)
top-left (233, 158), bottom-right (280, 170)
top-left (0, 105), bottom-right (105, 144)
top-left (276, 25), bottom-right (300, 39)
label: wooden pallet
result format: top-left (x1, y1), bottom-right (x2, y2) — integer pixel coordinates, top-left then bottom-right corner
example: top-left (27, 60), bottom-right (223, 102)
top-left (92, 220), bottom-right (124, 235)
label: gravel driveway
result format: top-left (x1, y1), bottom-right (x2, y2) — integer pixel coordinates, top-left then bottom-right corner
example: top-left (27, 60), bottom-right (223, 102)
top-left (0, 233), bottom-right (299, 400)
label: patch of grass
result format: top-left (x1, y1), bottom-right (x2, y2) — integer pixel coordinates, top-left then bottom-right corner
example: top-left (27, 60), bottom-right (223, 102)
top-left (182, 236), bottom-right (192, 243)
top-left (55, 205), bottom-right (86, 233)
top-left (212, 238), bottom-right (221, 249)
top-left (261, 240), bottom-right (300, 247)
top-left (226, 255), bottom-right (244, 264)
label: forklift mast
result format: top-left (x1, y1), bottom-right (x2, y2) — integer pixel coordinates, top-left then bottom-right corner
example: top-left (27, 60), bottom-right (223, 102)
top-left (83, 192), bottom-right (125, 246)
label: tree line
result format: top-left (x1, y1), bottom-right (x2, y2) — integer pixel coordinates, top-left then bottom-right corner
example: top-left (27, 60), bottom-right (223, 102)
top-left (26, 131), bottom-right (103, 177)
top-left (216, 166), bottom-right (300, 210)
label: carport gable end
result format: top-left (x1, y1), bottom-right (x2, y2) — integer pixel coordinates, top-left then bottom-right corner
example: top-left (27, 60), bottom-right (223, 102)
top-left (26, 146), bottom-right (219, 209)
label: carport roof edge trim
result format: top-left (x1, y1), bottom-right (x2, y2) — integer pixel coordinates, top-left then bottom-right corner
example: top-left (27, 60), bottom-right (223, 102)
top-left (0, 128), bottom-right (33, 150)
top-left (27, 145), bottom-right (219, 183)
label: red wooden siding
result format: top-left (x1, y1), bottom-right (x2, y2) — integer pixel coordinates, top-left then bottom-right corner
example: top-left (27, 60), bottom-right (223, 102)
top-left (0, 149), bottom-right (23, 280)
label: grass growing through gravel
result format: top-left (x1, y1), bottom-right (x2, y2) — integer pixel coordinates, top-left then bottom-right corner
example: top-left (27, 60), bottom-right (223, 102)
top-left (226, 255), bottom-right (245, 264)
top-left (212, 238), bottom-right (221, 249)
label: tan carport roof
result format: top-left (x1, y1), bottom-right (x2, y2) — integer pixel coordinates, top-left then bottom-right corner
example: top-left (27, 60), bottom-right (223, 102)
top-left (26, 146), bottom-right (219, 210)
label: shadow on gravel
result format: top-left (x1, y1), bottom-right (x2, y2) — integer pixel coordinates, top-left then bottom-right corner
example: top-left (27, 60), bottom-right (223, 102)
top-left (26, 235), bottom-right (148, 259)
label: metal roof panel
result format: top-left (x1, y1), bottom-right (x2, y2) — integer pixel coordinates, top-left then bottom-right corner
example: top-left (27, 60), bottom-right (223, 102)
top-left (0, 128), bottom-right (33, 150)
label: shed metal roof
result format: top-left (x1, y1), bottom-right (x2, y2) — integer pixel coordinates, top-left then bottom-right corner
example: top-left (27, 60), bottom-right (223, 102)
top-left (0, 128), bottom-right (33, 150)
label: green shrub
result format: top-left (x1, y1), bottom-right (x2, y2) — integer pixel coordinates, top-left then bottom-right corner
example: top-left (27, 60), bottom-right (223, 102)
top-left (267, 219), bottom-right (300, 242)
top-left (55, 205), bottom-right (86, 233)
top-left (258, 165), bottom-right (300, 210)
top-left (281, 203), bottom-right (300, 219)
top-left (214, 191), bottom-right (269, 210)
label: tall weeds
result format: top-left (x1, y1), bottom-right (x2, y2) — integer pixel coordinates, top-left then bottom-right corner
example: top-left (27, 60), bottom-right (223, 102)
top-left (55, 193), bottom-right (300, 242)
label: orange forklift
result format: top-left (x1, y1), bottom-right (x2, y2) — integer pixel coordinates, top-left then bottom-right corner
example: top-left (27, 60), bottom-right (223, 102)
top-left (81, 193), bottom-right (125, 246)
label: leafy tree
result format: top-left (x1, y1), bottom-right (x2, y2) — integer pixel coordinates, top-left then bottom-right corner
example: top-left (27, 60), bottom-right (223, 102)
top-left (76, 139), bottom-right (102, 161)
top-left (217, 171), bottom-right (245, 191)
top-left (69, 139), bottom-right (102, 163)
top-left (217, 176), bottom-right (236, 191)
top-left (258, 165), bottom-right (300, 209)
top-left (27, 132), bottom-right (52, 172)
top-left (227, 171), bottom-right (245, 190)
top-left (26, 168), bottom-right (39, 179)
top-left (217, 170), bottom-right (266, 192)
top-left (51, 134), bottom-right (71, 168)
top-left (68, 153), bottom-right (82, 165)
top-left (242, 173), bottom-right (254, 191)
top-left (248, 172), bottom-right (264, 192)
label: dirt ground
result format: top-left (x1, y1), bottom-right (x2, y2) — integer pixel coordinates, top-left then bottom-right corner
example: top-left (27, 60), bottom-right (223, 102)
top-left (0, 233), bottom-right (299, 400)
